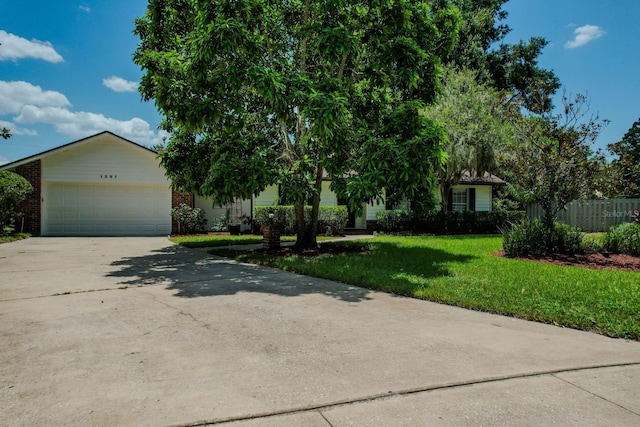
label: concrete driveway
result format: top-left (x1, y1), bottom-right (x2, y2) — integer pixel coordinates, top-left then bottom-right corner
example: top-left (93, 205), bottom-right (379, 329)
top-left (1, 237), bottom-right (639, 426)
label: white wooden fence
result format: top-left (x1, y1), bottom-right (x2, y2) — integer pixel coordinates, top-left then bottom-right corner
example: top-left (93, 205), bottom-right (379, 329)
top-left (526, 199), bottom-right (640, 232)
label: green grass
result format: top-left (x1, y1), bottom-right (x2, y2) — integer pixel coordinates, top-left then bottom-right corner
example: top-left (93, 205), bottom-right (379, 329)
top-left (211, 235), bottom-right (640, 340)
top-left (0, 233), bottom-right (30, 244)
top-left (170, 234), bottom-right (332, 248)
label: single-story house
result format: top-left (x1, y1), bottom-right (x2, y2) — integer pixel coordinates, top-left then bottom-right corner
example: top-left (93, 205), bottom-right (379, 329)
top-left (2, 131), bottom-right (505, 236)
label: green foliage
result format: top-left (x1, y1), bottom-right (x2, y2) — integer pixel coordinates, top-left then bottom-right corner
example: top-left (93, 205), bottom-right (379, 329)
top-left (134, 0), bottom-right (460, 249)
top-left (376, 210), bottom-right (415, 232)
top-left (581, 233), bottom-right (606, 254)
top-left (502, 92), bottom-right (607, 252)
top-left (603, 223), bottom-right (640, 257)
top-left (605, 118), bottom-right (640, 198)
top-left (254, 206), bottom-right (347, 236)
top-left (215, 235), bottom-right (640, 340)
top-left (1, 127), bottom-right (10, 140)
top-left (376, 209), bottom-right (525, 234)
top-left (435, 0), bottom-right (560, 114)
top-left (0, 171), bottom-right (33, 234)
top-left (210, 214), bottom-right (228, 232)
top-left (170, 203), bottom-right (207, 234)
top-left (502, 219), bottom-right (583, 257)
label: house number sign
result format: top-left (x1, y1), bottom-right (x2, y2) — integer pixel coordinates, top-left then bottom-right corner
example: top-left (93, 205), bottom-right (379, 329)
top-left (100, 174), bottom-right (118, 179)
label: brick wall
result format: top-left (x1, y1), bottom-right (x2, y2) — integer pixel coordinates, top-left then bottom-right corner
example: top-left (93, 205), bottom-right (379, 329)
top-left (171, 190), bottom-right (194, 234)
top-left (15, 160), bottom-right (42, 234)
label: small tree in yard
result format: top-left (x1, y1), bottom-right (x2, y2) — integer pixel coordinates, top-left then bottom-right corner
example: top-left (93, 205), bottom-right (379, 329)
top-left (502, 92), bottom-right (607, 252)
top-left (134, 0), bottom-right (459, 250)
top-left (0, 171), bottom-right (33, 234)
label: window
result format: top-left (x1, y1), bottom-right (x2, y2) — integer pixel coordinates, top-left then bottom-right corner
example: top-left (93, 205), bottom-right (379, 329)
top-left (451, 189), bottom-right (467, 212)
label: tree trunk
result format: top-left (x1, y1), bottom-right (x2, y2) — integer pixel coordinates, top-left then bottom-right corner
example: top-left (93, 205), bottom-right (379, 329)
top-left (440, 181), bottom-right (452, 212)
top-left (542, 202), bottom-right (555, 254)
top-left (293, 165), bottom-right (324, 251)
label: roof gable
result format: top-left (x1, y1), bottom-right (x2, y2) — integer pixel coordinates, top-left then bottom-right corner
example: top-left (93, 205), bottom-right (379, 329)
top-left (0, 131), bottom-right (157, 170)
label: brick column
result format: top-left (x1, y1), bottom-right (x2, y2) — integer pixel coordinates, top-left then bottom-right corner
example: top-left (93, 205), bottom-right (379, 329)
top-left (262, 225), bottom-right (281, 250)
top-left (171, 190), bottom-right (194, 234)
top-left (15, 160), bottom-right (41, 234)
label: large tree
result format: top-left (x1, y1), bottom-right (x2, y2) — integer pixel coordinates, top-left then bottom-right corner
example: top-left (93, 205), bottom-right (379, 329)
top-left (433, 0), bottom-right (560, 113)
top-left (605, 118), bottom-right (640, 198)
top-left (502, 92), bottom-right (607, 251)
top-left (134, 0), bottom-right (459, 249)
top-left (423, 68), bottom-right (512, 211)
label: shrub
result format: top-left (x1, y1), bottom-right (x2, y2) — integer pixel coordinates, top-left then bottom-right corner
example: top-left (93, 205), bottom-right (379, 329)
top-left (0, 171), bottom-right (33, 235)
top-left (254, 205), bottom-right (348, 236)
top-left (171, 203), bottom-right (207, 234)
top-left (375, 210), bottom-right (526, 235)
top-left (317, 206), bottom-right (348, 236)
top-left (376, 210), bottom-right (414, 232)
top-left (210, 214), bottom-right (228, 232)
top-left (502, 219), bottom-right (583, 257)
top-left (603, 222), bottom-right (640, 256)
top-left (581, 233), bottom-right (605, 254)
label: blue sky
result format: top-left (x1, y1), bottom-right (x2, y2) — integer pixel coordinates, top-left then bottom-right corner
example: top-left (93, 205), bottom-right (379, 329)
top-left (1, 0), bottom-right (639, 165)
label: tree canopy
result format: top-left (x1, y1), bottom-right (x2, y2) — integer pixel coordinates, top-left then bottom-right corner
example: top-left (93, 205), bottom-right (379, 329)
top-left (433, 0), bottom-right (560, 113)
top-left (423, 68), bottom-right (512, 210)
top-left (605, 118), bottom-right (640, 198)
top-left (134, 0), bottom-right (459, 249)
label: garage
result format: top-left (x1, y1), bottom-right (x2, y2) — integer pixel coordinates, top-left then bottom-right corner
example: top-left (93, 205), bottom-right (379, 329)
top-left (43, 182), bottom-right (171, 236)
top-left (2, 131), bottom-right (174, 236)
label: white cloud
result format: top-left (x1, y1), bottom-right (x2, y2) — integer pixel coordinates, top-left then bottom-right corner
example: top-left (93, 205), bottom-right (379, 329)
top-left (79, 5), bottom-right (91, 13)
top-left (0, 80), bottom-right (70, 115)
top-left (15, 106), bottom-right (163, 146)
top-left (102, 76), bottom-right (138, 93)
top-left (0, 30), bottom-right (63, 63)
top-left (565, 25), bottom-right (606, 49)
top-left (0, 120), bottom-right (37, 136)
top-left (0, 155), bottom-right (8, 166)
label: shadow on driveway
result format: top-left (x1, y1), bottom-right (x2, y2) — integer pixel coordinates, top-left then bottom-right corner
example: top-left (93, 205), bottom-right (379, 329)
top-left (107, 243), bottom-right (373, 303)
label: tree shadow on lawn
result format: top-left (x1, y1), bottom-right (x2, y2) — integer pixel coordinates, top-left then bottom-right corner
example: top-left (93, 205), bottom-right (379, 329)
top-left (106, 244), bottom-right (373, 303)
top-left (301, 241), bottom-right (479, 294)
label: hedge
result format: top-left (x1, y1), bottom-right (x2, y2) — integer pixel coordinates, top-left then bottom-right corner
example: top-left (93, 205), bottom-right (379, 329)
top-left (254, 205), bottom-right (348, 236)
top-left (375, 210), bottom-right (526, 234)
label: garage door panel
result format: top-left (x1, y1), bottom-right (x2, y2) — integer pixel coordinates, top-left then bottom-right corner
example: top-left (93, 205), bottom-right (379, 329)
top-left (43, 182), bottom-right (171, 236)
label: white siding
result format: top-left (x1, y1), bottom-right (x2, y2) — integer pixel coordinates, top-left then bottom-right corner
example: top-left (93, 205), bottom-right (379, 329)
top-left (366, 200), bottom-right (386, 221)
top-left (254, 185), bottom-right (279, 206)
top-left (42, 134), bottom-right (167, 185)
top-left (319, 181), bottom-right (337, 206)
top-left (474, 185), bottom-right (492, 211)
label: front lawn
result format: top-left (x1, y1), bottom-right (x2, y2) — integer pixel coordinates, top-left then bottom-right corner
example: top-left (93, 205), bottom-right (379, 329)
top-left (211, 235), bottom-right (640, 340)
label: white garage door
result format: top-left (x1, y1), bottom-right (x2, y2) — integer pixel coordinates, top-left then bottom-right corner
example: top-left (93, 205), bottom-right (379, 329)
top-left (43, 182), bottom-right (171, 236)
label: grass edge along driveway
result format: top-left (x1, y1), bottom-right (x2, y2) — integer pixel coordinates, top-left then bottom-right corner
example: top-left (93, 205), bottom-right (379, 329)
top-left (210, 235), bottom-right (640, 340)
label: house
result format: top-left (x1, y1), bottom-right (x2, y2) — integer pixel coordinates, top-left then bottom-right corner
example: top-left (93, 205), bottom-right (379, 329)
top-left (0, 132), bottom-right (191, 236)
top-left (2, 131), bottom-right (505, 236)
top-left (195, 172), bottom-right (505, 232)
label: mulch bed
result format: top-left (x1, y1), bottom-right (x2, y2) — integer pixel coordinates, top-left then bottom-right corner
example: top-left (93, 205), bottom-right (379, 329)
top-left (494, 251), bottom-right (640, 273)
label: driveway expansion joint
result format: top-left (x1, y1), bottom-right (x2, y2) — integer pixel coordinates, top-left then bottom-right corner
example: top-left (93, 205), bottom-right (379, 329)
top-left (551, 372), bottom-right (640, 418)
top-left (168, 362), bottom-right (640, 427)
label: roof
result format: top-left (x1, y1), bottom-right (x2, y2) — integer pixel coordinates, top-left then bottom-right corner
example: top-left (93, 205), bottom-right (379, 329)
top-left (0, 131), bottom-right (157, 170)
top-left (458, 171), bottom-right (506, 186)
